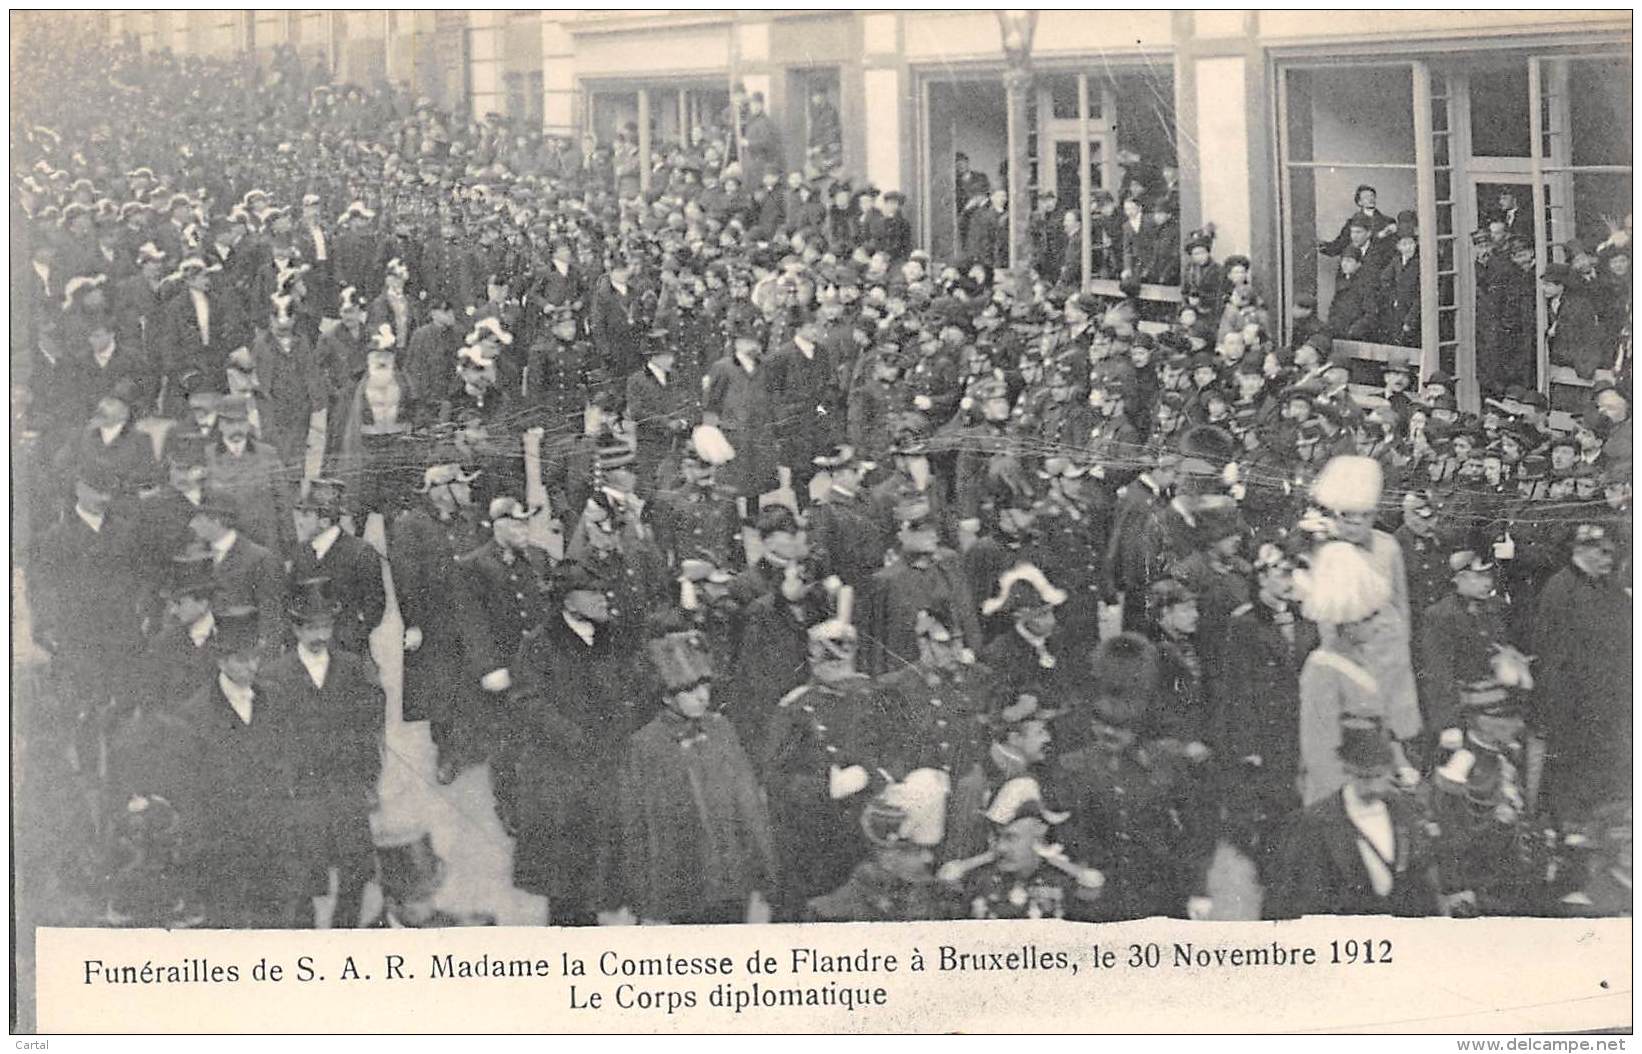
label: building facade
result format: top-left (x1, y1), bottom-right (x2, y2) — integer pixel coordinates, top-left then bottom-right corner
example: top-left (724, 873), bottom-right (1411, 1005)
top-left (103, 9), bottom-right (1632, 408)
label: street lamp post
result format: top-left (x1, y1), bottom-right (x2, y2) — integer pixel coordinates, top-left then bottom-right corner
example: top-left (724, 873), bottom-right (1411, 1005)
top-left (997, 10), bottom-right (1038, 276)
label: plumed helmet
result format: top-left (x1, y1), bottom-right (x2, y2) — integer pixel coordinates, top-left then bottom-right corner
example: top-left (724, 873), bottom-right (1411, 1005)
top-left (1297, 540), bottom-right (1392, 625)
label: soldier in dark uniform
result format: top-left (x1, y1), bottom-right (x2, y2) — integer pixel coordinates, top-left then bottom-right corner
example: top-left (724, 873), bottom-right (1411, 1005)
top-left (1048, 632), bottom-right (1217, 920)
top-left (387, 460), bottom-right (484, 784)
top-left (1417, 549), bottom-right (1516, 743)
top-left (1427, 669), bottom-right (1549, 917)
top-left (1214, 540), bottom-right (1320, 882)
top-left (450, 496), bottom-right (557, 828)
top-left (806, 444), bottom-right (889, 590)
top-left (760, 596), bottom-right (882, 918)
top-left (651, 425), bottom-right (742, 570)
top-left (862, 497), bottom-right (982, 675)
top-left (625, 331), bottom-right (694, 496)
top-left (1393, 489), bottom-right (1451, 645)
top-left (865, 604), bottom-right (1003, 782)
top-left (288, 478), bottom-right (386, 660)
top-left (524, 301), bottom-right (592, 430)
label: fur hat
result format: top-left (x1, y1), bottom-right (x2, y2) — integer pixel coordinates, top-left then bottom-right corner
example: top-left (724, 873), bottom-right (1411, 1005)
top-left (1312, 455), bottom-right (1383, 514)
top-left (1088, 633), bottom-right (1159, 727)
top-left (1177, 424), bottom-right (1237, 467)
top-left (1298, 540), bottom-right (1392, 625)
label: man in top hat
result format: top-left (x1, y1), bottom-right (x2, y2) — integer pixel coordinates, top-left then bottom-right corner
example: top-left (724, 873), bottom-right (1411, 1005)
top-left (1534, 522), bottom-right (1633, 824)
top-left (604, 619), bottom-right (777, 925)
top-left (53, 375), bottom-right (163, 503)
top-left (27, 458), bottom-right (145, 767)
top-left (1215, 539), bottom-right (1321, 882)
top-left (1377, 210), bottom-right (1422, 347)
top-left (1541, 261), bottom-right (1606, 381)
top-left (624, 327), bottom-right (694, 496)
top-left (207, 391), bottom-right (290, 552)
top-left (939, 776), bottom-right (1106, 921)
top-left (169, 604), bottom-right (298, 928)
top-left (806, 779), bottom-right (952, 922)
top-left (248, 291), bottom-right (326, 468)
top-left (1268, 718), bottom-right (1440, 919)
top-left (764, 317), bottom-right (845, 507)
top-left (259, 576), bottom-right (386, 928)
top-left (159, 255), bottom-right (243, 399)
top-left (1164, 493), bottom-right (1250, 699)
top-left (1426, 673), bottom-right (1549, 917)
top-left (388, 460), bottom-right (485, 782)
top-left (504, 560), bottom-right (645, 919)
top-left (187, 485), bottom-right (286, 650)
top-left (133, 546), bottom-right (222, 715)
top-left (288, 478), bottom-right (385, 660)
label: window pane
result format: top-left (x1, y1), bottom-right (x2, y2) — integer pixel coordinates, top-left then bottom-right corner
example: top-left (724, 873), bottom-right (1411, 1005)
top-left (1568, 57), bottom-right (1633, 168)
top-left (1468, 64), bottom-right (1532, 158)
top-left (1283, 65), bottom-right (1416, 165)
top-left (1047, 74), bottom-right (1080, 120)
top-left (1282, 65), bottom-right (1416, 335)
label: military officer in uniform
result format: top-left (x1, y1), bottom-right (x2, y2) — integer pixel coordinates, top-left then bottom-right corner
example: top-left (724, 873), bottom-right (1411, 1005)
top-left (806, 777), bottom-right (953, 923)
top-left (523, 301), bottom-right (592, 429)
top-left (450, 496), bottom-right (557, 827)
top-left (651, 424), bottom-right (742, 569)
top-left (1049, 632), bottom-right (1218, 920)
top-left (939, 777), bottom-right (1107, 921)
top-left (761, 589), bottom-right (879, 917)
top-left (388, 460), bottom-right (485, 784)
top-left (865, 604), bottom-right (1003, 782)
top-left (1427, 668), bottom-right (1548, 916)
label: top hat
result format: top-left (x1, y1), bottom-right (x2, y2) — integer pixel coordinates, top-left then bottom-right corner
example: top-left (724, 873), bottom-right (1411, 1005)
top-left (211, 604), bottom-right (262, 655)
top-left (296, 477), bottom-right (347, 514)
top-left (1337, 717), bottom-right (1395, 771)
top-left (287, 575), bottom-right (343, 623)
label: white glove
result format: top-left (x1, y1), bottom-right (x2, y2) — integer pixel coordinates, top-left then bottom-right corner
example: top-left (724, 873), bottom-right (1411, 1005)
top-left (828, 764), bottom-right (870, 800)
top-left (403, 627), bottom-right (423, 652)
top-left (1187, 896), bottom-right (1214, 920)
top-left (1184, 741), bottom-right (1211, 763)
top-left (1396, 765), bottom-right (1422, 789)
top-left (1493, 533), bottom-right (1516, 560)
top-left (1440, 727), bottom-right (1464, 751)
top-left (480, 668), bottom-right (512, 693)
top-left (936, 860), bottom-right (971, 884)
top-left (913, 395), bottom-right (932, 411)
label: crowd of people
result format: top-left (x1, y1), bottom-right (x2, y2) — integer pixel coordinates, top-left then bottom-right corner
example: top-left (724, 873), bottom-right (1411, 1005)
top-left (12, 28), bottom-right (1634, 930)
